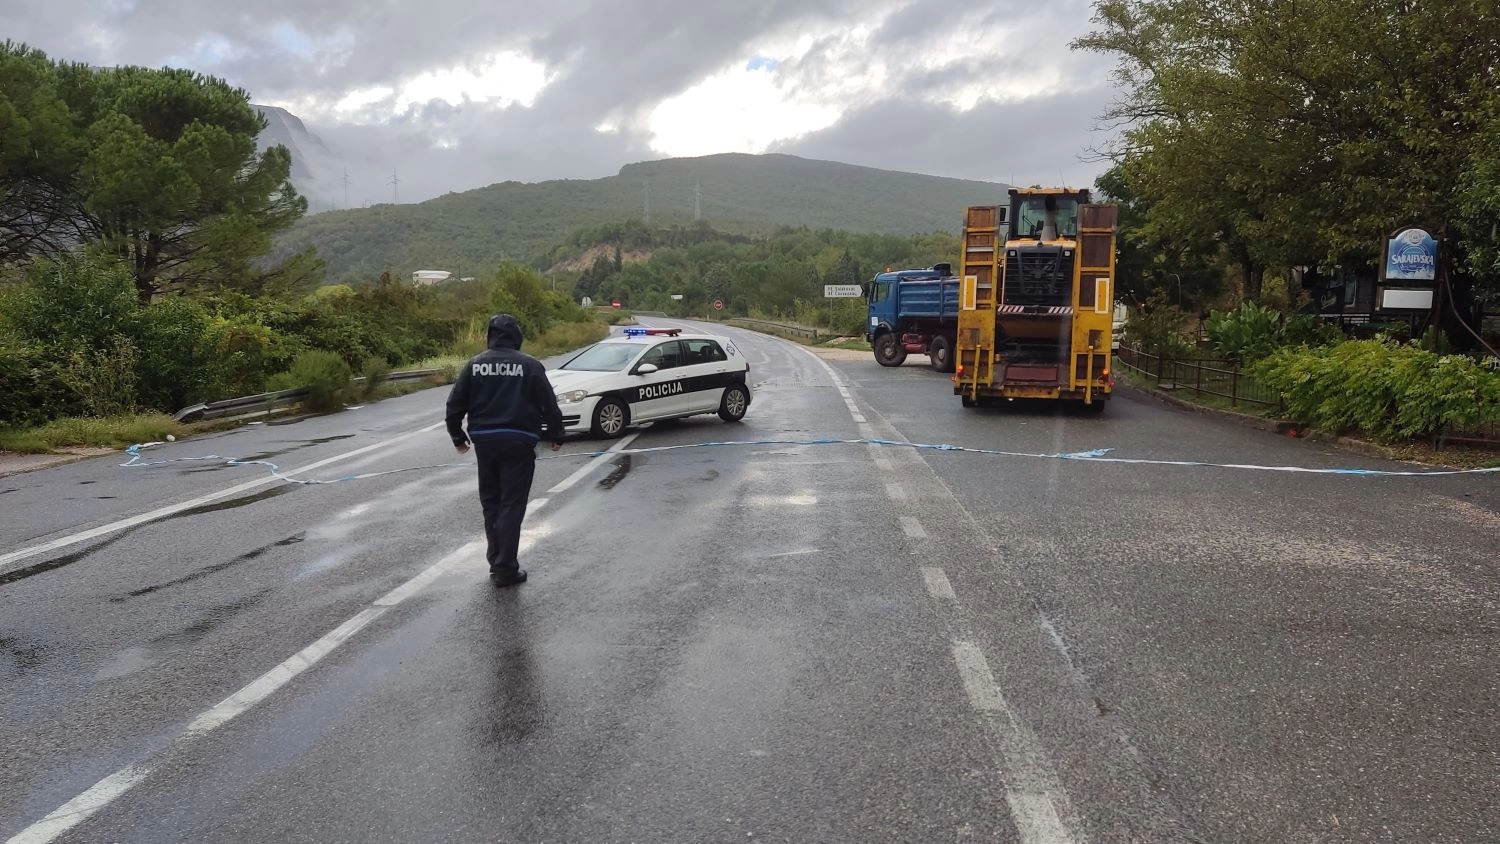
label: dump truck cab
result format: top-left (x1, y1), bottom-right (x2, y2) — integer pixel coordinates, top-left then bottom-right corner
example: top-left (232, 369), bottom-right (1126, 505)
top-left (954, 188), bottom-right (1118, 409)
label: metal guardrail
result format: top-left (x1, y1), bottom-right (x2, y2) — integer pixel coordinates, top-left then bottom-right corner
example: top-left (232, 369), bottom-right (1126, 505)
top-left (173, 368), bottom-right (444, 423)
top-left (728, 317), bottom-right (823, 340)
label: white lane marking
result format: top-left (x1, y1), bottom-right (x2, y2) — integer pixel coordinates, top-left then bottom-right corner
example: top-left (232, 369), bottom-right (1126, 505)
top-left (747, 494), bottom-right (818, 507)
top-left (874, 457), bottom-right (895, 473)
top-left (5, 765), bottom-right (153, 844)
top-left (0, 421), bottom-right (447, 572)
top-left (885, 482), bottom-right (907, 501)
top-left (1005, 793), bottom-right (1073, 844)
top-left (372, 540), bottom-right (485, 607)
top-left (920, 567), bottom-right (958, 601)
top-left (548, 434), bottom-right (639, 494)
top-left (951, 640), bottom-right (1007, 712)
top-left (9, 460), bottom-right (608, 842)
top-left (899, 516), bottom-right (928, 539)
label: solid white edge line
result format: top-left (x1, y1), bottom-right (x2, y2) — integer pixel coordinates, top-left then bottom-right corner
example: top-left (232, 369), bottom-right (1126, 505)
top-left (547, 433), bottom-right (639, 494)
top-left (0, 421), bottom-right (448, 572)
top-left (4, 765), bottom-right (152, 844)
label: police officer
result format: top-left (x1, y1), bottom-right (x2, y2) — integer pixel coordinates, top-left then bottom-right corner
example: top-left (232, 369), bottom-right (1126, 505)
top-left (445, 314), bottom-right (565, 587)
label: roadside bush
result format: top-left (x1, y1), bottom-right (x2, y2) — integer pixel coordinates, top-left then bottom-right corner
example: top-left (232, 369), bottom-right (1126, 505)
top-left (360, 355), bottom-right (391, 399)
top-left (59, 336), bottom-right (140, 417)
top-left (1, 255), bottom-right (138, 349)
top-left (0, 342), bottom-right (82, 426)
top-left (1208, 301), bottom-right (1341, 362)
top-left (278, 350), bottom-right (353, 412)
top-left (1254, 340), bottom-right (1500, 441)
top-left (128, 297), bottom-right (214, 410)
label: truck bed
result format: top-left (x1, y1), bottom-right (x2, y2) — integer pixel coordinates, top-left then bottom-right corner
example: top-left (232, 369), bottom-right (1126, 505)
top-left (894, 278), bottom-right (960, 320)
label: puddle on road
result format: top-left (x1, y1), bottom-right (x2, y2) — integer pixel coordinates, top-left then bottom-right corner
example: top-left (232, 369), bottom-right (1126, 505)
top-left (598, 455), bottom-right (634, 490)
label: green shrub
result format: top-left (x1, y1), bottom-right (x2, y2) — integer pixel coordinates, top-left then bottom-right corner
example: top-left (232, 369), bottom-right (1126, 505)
top-left (0, 341), bottom-right (82, 426)
top-left (1, 255), bottom-right (139, 349)
top-left (128, 297), bottom-right (214, 409)
top-left (59, 335), bottom-right (140, 417)
top-left (280, 350), bottom-right (353, 412)
top-left (1208, 301), bottom-right (1342, 362)
top-left (360, 355), bottom-right (392, 399)
top-left (1207, 301), bottom-right (1283, 362)
top-left (1254, 340), bottom-right (1500, 441)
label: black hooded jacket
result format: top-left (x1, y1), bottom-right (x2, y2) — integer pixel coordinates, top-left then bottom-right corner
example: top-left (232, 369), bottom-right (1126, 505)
top-left (445, 315), bottom-right (565, 445)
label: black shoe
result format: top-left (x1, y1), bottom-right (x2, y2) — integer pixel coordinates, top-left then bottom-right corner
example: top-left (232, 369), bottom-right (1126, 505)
top-left (490, 568), bottom-right (528, 588)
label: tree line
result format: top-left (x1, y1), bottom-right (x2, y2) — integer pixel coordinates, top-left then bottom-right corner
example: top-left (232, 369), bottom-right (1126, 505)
top-left (1076, 0), bottom-right (1500, 351)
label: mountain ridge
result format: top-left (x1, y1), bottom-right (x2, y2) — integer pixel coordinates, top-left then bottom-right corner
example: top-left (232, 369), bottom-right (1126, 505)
top-left (274, 152), bottom-right (1012, 282)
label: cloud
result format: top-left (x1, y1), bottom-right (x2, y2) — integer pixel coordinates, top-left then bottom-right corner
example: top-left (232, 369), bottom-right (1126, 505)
top-left (4, 0), bottom-right (1121, 202)
top-left (771, 86), bottom-right (1119, 189)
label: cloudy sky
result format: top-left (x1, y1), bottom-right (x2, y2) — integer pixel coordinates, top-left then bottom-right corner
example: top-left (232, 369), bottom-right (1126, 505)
top-left (4, 0), bottom-right (1120, 205)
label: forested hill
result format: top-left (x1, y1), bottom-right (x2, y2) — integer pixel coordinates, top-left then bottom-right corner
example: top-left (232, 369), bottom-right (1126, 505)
top-left (273, 153), bottom-right (1009, 282)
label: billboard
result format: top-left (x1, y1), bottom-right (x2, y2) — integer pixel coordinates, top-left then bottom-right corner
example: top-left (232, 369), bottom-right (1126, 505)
top-left (1382, 228), bottom-right (1437, 282)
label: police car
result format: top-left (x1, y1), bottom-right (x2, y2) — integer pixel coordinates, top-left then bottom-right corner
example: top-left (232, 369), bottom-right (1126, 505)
top-left (548, 328), bottom-right (752, 438)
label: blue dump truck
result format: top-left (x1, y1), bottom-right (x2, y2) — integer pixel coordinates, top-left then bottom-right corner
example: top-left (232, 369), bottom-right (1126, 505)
top-left (865, 263), bottom-right (960, 371)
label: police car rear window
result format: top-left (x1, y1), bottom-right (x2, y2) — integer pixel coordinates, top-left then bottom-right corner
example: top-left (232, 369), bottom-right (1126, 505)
top-left (561, 343), bottom-right (639, 372)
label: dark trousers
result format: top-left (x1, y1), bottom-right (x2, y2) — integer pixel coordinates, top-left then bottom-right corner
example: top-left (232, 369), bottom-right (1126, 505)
top-left (473, 439), bottom-right (538, 573)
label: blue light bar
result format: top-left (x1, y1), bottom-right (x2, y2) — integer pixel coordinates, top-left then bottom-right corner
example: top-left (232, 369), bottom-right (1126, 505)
top-left (623, 328), bottom-right (681, 337)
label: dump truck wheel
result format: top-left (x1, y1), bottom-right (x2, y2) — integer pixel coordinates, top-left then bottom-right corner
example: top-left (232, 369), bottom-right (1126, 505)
top-left (874, 333), bottom-right (907, 367)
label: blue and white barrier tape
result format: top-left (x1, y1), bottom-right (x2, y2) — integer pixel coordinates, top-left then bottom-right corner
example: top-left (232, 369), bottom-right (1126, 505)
top-left (121, 437), bottom-right (1500, 486)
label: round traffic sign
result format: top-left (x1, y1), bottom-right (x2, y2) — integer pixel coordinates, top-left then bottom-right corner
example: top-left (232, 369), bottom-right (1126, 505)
top-left (712, 298), bottom-right (724, 312)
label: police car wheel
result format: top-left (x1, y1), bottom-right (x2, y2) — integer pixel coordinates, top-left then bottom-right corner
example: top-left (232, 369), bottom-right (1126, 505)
top-left (718, 386), bottom-right (749, 422)
top-left (592, 398), bottom-right (629, 438)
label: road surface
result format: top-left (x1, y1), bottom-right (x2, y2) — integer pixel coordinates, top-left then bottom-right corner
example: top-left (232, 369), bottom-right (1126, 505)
top-left (2, 320), bottom-right (1495, 843)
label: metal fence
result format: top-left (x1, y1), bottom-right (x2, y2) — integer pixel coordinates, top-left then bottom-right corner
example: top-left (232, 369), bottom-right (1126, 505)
top-left (1115, 345), bottom-right (1283, 411)
top-left (1437, 419), bottom-right (1500, 449)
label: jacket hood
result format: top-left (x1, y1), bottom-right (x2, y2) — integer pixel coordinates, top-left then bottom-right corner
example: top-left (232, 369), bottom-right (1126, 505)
top-left (486, 314), bottom-right (523, 350)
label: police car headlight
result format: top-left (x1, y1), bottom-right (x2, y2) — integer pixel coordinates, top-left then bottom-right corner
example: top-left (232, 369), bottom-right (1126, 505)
top-left (556, 389), bottom-right (589, 404)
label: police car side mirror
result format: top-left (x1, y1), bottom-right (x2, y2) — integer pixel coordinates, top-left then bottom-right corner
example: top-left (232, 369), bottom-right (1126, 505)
top-left (635, 363), bottom-right (659, 375)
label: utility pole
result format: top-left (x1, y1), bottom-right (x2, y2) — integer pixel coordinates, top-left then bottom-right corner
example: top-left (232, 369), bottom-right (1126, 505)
top-left (341, 169), bottom-right (351, 209)
top-left (643, 177), bottom-right (651, 225)
top-left (389, 170), bottom-right (400, 204)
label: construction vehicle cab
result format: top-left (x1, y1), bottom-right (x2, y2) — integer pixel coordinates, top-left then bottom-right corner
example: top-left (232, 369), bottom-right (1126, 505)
top-left (954, 188), bottom-right (1118, 410)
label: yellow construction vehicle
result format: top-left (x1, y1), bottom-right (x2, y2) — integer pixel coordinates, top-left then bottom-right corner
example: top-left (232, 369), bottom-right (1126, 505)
top-left (953, 188), bottom-right (1119, 411)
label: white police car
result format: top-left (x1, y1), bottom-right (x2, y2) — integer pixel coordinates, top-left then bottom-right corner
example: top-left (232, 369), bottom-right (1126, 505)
top-left (548, 328), bottom-right (752, 438)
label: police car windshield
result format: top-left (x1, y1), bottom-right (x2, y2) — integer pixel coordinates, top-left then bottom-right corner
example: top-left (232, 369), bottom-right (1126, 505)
top-left (561, 342), bottom-right (640, 372)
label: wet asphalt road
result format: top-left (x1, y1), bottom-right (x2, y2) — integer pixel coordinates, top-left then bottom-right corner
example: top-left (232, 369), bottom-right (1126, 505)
top-left (1, 320), bottom-right (1496, 843)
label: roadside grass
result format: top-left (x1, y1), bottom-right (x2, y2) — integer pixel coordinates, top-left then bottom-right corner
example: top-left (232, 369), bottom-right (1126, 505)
top-left (0, 413), bottom-right (185, 454)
